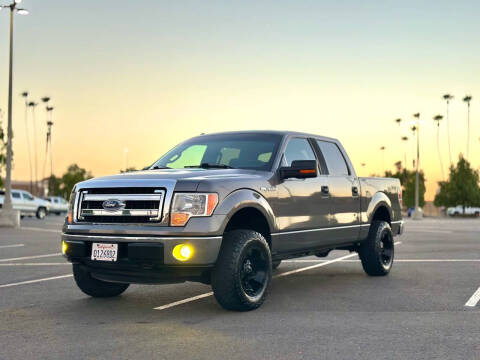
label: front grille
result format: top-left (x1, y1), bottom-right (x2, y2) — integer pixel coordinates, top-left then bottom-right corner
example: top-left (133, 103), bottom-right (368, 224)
top-left (77, 188), bottom-right (165, 224)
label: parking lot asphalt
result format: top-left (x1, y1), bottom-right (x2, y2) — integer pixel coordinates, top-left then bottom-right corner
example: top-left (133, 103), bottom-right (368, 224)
top-left (0, 216), bottom-right (479, 360)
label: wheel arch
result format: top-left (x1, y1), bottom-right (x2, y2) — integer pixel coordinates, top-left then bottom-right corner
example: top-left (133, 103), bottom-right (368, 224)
top-left (216, 189), bottom-right (276, 248)
top-left (367, 192), bottom-right (393, 225)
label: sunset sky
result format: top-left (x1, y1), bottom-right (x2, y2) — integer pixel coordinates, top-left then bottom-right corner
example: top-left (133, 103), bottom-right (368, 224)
top-left (0, 0), bottom-right (478, 200)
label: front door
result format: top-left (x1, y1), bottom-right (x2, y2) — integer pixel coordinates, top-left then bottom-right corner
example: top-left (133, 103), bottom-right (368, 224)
top-left (21, 192), bottom-right (36, 213)
top-left (271, 137), bottom-right (331, 253)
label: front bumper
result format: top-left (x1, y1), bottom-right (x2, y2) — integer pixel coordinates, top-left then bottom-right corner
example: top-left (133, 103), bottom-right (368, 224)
top-left (62, 233), bottom-right (222, 284)
top-left (62, 233), bottom-right (223, 265)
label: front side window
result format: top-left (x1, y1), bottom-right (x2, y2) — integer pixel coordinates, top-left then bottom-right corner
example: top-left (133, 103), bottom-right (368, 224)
top-left (22, 192), bottom-right (34, 201)
top-left (151, 133), bottom-right (282, 171)
top-left (316, 140), bottom-right (349, 176)
top-left (282, 138), bottom-right (316, 167)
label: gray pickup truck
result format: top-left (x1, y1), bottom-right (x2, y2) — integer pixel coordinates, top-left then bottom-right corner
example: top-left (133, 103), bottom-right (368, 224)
top-left (62, 131), bottom-right (403, 311)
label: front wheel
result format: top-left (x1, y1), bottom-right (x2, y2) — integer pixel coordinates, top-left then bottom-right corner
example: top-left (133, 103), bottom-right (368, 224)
top-left (358, 221), bottom-right (394, 276)
top-left (211, 230), bottom-right (272, 311)
top-left (73, 264), bottom-right (129, 297)
top-left (36, 207), bottom-right (47, 219)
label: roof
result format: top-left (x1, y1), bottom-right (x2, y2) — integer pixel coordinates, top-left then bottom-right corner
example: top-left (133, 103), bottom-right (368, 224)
top-left (194, 130), bottom-right (338, 142)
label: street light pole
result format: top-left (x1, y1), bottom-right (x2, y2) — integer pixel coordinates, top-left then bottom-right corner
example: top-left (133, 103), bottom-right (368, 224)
top-left (0, 0), bottom-right (29, 227)
top-left (412, 113), bottom-right (422, 220)
top-left (3, 4), bottom-right (15, 213)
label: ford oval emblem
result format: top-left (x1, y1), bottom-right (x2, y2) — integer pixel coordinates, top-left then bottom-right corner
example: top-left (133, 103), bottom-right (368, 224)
top-left (102, 199), bottom-right (126, 211)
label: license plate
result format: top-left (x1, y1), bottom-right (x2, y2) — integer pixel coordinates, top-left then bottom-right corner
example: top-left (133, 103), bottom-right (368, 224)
top-left (91, 243), bottom-right (118, 262)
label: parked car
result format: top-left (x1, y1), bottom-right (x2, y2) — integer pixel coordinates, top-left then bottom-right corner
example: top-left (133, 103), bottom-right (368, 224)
top-left (0, 189), bottom-right (50, 219)
top-left (447, 206), bottom-right (480, 217)
top-left (44, 196), bottom-right (69, 215)
top-left (62, 130), bottom-right (404, 311)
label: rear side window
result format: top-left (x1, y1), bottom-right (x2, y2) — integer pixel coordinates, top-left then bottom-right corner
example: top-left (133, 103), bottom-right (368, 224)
top-left (283, 138), bottom-right (316, 167)
top-left (12, 192), bottom-right (21, 199)
top-left (316, 140), bottom-right (349, 176)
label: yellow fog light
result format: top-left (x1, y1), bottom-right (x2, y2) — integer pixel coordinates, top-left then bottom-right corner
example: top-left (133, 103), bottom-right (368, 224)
top-left (62, 241), bottom-right (68, 255)
top-left (172, 244), bottom-right (193, 261)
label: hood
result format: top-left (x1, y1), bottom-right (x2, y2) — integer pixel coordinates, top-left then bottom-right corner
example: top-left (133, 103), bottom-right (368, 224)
top-left (76, 168), bottom-right (271, 189)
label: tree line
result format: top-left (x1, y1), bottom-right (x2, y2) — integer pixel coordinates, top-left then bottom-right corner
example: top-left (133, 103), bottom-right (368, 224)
top-left (386, 156), bottom-right (480, 210)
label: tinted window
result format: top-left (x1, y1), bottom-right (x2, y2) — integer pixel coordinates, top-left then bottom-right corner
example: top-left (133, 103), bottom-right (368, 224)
top-left (316, 140), bottom-right (349, 176)
top-left (12, 192), bottom-right (21, 199)
top-left (283, 138), bottom-right (316, 166)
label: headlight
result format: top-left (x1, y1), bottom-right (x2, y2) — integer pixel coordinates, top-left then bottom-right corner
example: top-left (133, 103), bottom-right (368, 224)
top-left (170, 193), bottom-right (218, 226)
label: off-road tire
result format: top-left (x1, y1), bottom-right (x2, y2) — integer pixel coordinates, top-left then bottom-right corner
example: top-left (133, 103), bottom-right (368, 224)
top-left (211, 230), bottom-right (272, 311)
top-left (358, 221), bottom-right (394, 276)
top-left (73, 264), bottom-right (129, 297)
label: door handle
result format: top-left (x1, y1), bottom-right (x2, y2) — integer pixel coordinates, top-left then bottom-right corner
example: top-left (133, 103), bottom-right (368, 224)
top-left (321, 186), bottom-right (329, 195)
top-left (352, 186), bottom-right (359, 196)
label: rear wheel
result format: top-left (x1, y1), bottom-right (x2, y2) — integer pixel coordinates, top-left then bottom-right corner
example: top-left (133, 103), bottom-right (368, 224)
top-left (358, 221), bottom-right (394, 276)
top-left (73, 264), bottom-right (129, 297)
top-left (36, 207), bottom-right (47, 219)
top-left (212, 230), bottom-right (272, 311)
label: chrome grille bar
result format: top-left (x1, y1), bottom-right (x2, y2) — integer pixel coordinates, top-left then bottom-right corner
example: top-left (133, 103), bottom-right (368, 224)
top-left (81, 209), bottom-right (159, 217)
top-left (83, 194), bottom-right (161, 201)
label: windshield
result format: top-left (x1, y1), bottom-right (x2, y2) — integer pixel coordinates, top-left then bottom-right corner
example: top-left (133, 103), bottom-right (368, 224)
top-left (151, 133), bottom-right (283, 171)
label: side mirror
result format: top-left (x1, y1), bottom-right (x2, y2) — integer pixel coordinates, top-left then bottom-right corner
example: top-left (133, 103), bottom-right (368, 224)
top-left (279, 160), bottom-right (317, 179)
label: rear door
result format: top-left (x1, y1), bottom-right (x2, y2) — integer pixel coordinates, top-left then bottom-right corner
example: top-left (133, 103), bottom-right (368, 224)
top-left (315, 140), bottom-right (361, 243)
top-left (11, 191), bottom-right (23, 211)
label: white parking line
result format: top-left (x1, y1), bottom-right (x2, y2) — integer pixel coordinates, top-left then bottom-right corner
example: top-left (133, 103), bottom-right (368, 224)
top-left (284, 259), bottom-right (480, 263)
top-left (154, 292), bottom-right (214, 310)
top-left (0, 253), bottom-right (61, 262)
top-left (0, 244), bottom-right (24, 249)
top-left (0, 263), bottom-right (70, 266)
top-left (20, 227), bottom-right (61, 233)
top-left (154, 241), bottom-right (402, 311)
top-left (465, 287), bottom-right (480, 307)
top-left (0, 274), bottom-right (73, 288)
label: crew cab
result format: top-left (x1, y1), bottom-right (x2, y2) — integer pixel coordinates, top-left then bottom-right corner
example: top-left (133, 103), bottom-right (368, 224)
top-left (0, 189), bottom-right (50, 219)
top-left (62, 131), bottom-right (403, 311)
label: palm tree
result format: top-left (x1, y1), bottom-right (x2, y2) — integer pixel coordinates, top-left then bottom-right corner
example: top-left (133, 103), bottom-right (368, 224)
top-left (41, 97), bottom-right (51, 178)
top-left (443, 94), bottom-right (454, 164)
top-left (410, 125), bottom-right (417, 168)
top-left (463, 95), bottom-right (472, 159)
top-left (433, 115), bottom-right (445, 180)
top-left (28, 101), bottom-right (38, 194)
top-left (401, 136), bottom-right (409, 170)
top-left (21, 91), bottom-right (33, 193)
top-left (46, 107), bottom-right (54, 190)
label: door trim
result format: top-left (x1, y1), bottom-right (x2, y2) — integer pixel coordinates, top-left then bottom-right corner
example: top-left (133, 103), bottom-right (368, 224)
top-left (271, 223), bottom-right (370, 236)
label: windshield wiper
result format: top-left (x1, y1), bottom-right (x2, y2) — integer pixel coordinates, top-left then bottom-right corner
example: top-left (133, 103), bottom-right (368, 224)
top-left (150, 165), bottom-right (171, 170)
top-left (184, 163), bottom-right (234, 169)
